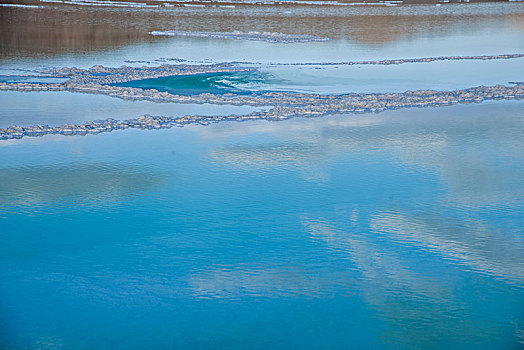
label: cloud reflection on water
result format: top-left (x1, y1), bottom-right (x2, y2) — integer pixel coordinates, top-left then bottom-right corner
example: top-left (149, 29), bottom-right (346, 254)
top-left (207, 101), bottom-right (524, 206)
top-left (205, 101), bottom-right (524, 290)
top-left (0, 163), bottom-right (164, 212)
top-left (302, 214), bottom-right (523, 347)
top-left (189, 267), bottom-right (337, 299)
top-left (370, 210), bottom-right (524, 285)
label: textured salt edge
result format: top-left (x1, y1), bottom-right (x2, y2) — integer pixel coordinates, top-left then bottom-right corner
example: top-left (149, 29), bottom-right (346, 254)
top-left (1, 84), bottom-right (523, 140)
top-left (1, 60), bottom-right (523, 140)
top-left (268, 54), bottom-right (524, 66)
top-left (0, 4), bottom-right (44, 8)
top-left (40, 0), bottom-right (161, 8)
top-left (149, 31), bottom-right (332, 43)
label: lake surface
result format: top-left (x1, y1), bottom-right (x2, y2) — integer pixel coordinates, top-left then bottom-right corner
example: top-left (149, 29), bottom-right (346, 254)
top-left (1, 1), bottom-right (524, 349)
top-left (1, 101), bottom-right (524, 348)
top-left (0, 91), bottom-right (266, 128)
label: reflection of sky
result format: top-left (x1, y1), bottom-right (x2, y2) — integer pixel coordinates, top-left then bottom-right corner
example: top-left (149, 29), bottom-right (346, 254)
top-left (3, 29), bottom-right (523, 71)
top-left (189, 267), bottom-right (335, 299)
top-left (0, 91), bottom-right (266, 128)
top-left (260, 59), bottom-right (524, 93)
top-left (370, 210), bottom-right (524, 285)
top-left (302, 215), bottom-right (523, 348)
top-left (2, 3), bottom-right (524, 348)
top-left (208, 100), bottom-right (524, 205)
top-left (0, 163), bottom-right (164, 212)
top-left (204, 101), bottom-right (524, 346)
top-left (1, 3), bottom-right (523, 69)
top-left (1, 100), bottom-right (524, 348)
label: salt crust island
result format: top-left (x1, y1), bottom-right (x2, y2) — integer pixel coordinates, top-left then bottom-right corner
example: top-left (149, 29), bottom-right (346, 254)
top-left (1, 54), bottom-right (523, 140)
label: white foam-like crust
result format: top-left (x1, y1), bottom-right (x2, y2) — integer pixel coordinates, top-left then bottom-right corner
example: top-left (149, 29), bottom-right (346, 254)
top-left (0, 3), bottom-right (44, 8)
top-left (40, 0), bottom-right (160, 7)
top-left (149, 30), bottom-right (331, 43)
top-left (1, 60), bottom-right (523, 139)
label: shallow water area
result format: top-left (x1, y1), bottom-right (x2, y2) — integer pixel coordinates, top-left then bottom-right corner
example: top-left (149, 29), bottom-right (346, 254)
top-left (114, 70), bottom-right (286, 95)
top-left (99, 57), bottom-right (524, 96)
top-left (0, 75), bottom-right (69, 84)
top-left (1, 101), bottom-right (524, 348)
top-left (1, 2), bottom-right (523, 70)
top-left (0, 91), bottom-right (266, 128)
top-left (259, 58), bottom-right (524, 93)
top-left (1, 1), bottom-right (523, 106)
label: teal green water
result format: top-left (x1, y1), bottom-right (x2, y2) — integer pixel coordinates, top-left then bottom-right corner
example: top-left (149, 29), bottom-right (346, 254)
top-left (1, 101), bottom-right (523, 348)
top-left (115, 71), bottom-right (287, 95)
top-left (113, 59), bottom-right (524, 96)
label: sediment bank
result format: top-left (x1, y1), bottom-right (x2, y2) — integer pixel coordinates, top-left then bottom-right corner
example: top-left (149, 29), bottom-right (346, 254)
top-left (270, 53), bottom-right (524, 66)
top-left (44, 63), bottom-right (252, 85)
top-left (1, 60), bottom-right (523, 140)
top-left (1, 84), bottom-right (522, 140)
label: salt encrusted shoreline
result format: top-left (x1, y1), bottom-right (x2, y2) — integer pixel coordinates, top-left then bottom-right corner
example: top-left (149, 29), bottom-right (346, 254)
top-left (2, 52), bottom-right (520, 92)
top-left (270, 54), bottom-right (524, 66)
top-left (43, 63), bottom-right (251, 85)
top-left (1, 84), bottom-right (523, 140)
top-left (38, 53), bottom-right (524, 84)
top-left (1, 59), bottom-right (523, 140)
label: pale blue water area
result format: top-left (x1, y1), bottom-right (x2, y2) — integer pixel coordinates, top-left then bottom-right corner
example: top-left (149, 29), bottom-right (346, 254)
top-left (0, 75), bottom-right (68, 84)
top-left (1, 3), bottom-right (523, 70)
top-left (2, 28), bottom-right (523, 72)
top-left (1, 2), bottom-right (523, 105)
top-left (255, 59), bottom-right (524, 93)
top-left (0, 91), bottom-right (267, 128)
top-left (109, 59), bottom-right (524, 95)
top-left (1, 101), bottom-right (524, 348)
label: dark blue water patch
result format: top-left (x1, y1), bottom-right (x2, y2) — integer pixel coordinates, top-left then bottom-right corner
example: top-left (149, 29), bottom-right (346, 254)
top-left (112, 71), bottom-right (287, 96)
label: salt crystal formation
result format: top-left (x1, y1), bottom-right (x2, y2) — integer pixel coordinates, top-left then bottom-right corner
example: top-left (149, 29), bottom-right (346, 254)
top-left (1, 58), bottom-right (523, 140)
top-left (149, 31), bottom-right (331, 43)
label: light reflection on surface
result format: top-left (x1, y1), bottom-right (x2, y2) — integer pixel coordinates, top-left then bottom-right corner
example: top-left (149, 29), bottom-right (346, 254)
top-left (0, 163), bottom-right (164, 211)
top-left (1, 3), bottom-right (523, 68)
top-left (1, 0), bottom-right (524, 347)
top-left (1, 3), bottom-right (523, 58)
top-left (302, 215), bottom-right (521, 348)
top-left (207, 101), bottom-right (524, 203)
top-left (0, 90), bottom-right (266, 128)
top-left (370, 210), bottom-right (524, 285)
top-left (0, 87), bottom-right (523, 349)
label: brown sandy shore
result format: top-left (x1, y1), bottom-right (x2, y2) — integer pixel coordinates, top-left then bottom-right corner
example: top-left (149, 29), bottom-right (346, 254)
top-left (2, 0), bottom-right (521, 8)
top-left (2, 1), bottom-right (523, 58)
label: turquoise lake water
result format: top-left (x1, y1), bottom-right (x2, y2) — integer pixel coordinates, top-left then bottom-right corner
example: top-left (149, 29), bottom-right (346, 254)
top-left (1, 2), bottom-right (524, 348)
top-left (1, 101), bottom-right (524, 348)
top-left (115, 71), bottom-right (282, 95)
top-left (113, 59), bottom-right (524, 95)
